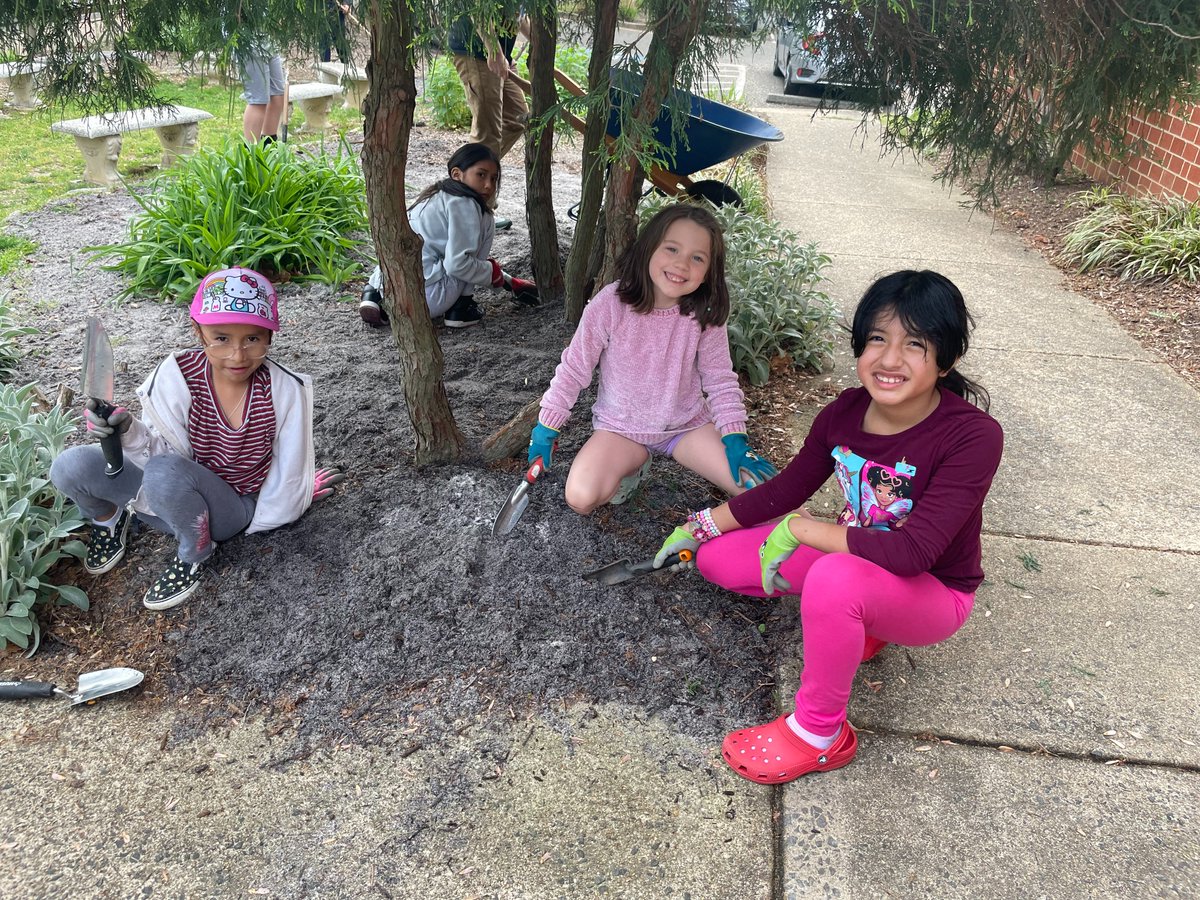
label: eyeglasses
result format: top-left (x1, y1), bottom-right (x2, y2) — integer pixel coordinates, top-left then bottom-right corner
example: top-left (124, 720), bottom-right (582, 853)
top-left (200, 339), bottom-right (271, 360)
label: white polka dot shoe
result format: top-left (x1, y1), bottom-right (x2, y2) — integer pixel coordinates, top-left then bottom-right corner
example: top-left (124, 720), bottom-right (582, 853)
top-left (722, 715), bottom-right (858, 785)
top-left (84, 508), bottom-right (132, 575)
top-left (143, 555), bottom-right (204, 611)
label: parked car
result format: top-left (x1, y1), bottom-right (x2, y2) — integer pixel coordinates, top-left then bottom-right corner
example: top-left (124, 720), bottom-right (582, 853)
top-left (773, 17), bottom-right (835, 95)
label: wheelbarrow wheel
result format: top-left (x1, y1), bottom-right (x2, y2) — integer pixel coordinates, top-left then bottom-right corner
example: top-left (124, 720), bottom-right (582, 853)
top-left (684, 179), bottom-right (744, 208)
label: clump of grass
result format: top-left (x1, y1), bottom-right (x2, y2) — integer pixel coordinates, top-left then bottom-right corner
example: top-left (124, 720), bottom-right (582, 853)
top-left (88, 138), bottom-right (368, 300)
top-left (0, 235), bottom-right (36, 278)
top-left (1064, 186), bottom-right (1200, 282)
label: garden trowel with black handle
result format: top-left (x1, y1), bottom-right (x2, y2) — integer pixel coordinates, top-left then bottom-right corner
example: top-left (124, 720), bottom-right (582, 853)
top-left (0, 667), bottom-right (144, 706)
top-left (81, 316), bottom-right (124, 477)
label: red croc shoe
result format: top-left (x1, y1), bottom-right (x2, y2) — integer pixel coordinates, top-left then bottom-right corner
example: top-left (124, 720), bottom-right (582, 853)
top-left (862, 636), bottom-right (889, 661)
top-left (722, 716), bottom-right (858, 785)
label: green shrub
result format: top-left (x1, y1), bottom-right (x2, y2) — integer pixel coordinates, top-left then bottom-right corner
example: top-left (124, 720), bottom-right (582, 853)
top-left (639, 194), bottom-right (835, 385)
top-left (0, 384), bottom-right (88, 656)
top-left (0, 295), bottom-right (37, 382)
top-left (88, 138), bottom-right (368, 301)
top-left (425, 55), bottom-right (472, 130)
top-left (1064, 186), bottom-right (1200, 282)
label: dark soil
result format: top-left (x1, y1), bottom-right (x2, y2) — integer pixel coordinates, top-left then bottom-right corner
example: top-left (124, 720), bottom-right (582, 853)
top-left (989, 172), bottom-right (1198, 389)
top-left (3, 129), bottom-right (780, 756)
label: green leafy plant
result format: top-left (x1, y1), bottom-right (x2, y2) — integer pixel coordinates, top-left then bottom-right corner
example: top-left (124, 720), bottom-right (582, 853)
top-left (515, 43), bottom-right (592, 138)
top-left (638, 194), bottom-right (835, 385)
top-left (0, 294), bottom-right (37, 382)
top-left (0, 384), bottom-right (88, 655)
top-left (0, 234), bottom-right (36, 278)
top-left (1064, 187), bottom-right (1200, 282)
top-left (424, 55), bottom-right (472, 130)
top-left (88, 138), bottom-right (368, 300)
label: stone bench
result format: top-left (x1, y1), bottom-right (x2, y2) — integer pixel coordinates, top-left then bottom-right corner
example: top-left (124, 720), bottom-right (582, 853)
top-left (51, 106), bottom-right (214, 187)
top-left (316, 61), bottom-right (369, 111)
top-left (0, 61), bottom-right (46, 110)
top-left (287, 81), bottom-right (344, 131)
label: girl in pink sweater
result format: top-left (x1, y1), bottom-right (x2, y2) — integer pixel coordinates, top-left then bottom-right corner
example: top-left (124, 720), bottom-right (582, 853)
top-left (528, 204), bottom-right (775, 514)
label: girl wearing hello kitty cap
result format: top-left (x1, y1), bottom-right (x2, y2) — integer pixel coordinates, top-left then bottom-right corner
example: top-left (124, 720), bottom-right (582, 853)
top-left (51, 266), bottom-right (344, 611)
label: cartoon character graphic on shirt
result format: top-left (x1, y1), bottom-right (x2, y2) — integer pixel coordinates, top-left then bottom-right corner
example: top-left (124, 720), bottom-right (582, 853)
top-left (831, 445), bottom-right (916, 530)
top-left (199, 272), bottom-right (271, 319)
top-left (860, 461), bottom-right (915, 528)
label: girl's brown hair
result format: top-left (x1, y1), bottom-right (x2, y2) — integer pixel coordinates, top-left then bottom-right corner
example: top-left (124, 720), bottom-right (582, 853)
top-left (615, 204), bottom-right (730, 329)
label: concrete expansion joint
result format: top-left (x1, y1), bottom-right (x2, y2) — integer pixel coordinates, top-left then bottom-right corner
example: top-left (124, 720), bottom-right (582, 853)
top-left (861, 726), bottom-right (1200, 776)
top-left (982, 528), bottom-right (1200, 557)
top-left (973, 345), bottom-right (1171, 364)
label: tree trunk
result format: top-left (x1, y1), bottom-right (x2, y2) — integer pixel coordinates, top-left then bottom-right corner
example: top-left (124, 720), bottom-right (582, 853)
top-left (598, 0), bottom-right (707, 286)
top-left (563, 0), bottom-right (619, 324)
top-left (361, 0), bottom-right (464, 465)
top-left (525, 2), bottom-right (565, 307)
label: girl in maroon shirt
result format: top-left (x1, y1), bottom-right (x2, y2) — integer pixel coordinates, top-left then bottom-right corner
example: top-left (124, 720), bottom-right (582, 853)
top-left (655, 270), bottom-right (1004, 785)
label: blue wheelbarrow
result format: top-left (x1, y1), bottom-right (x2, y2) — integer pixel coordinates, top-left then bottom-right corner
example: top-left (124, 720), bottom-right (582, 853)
top-left (515, 67), bottom-right (784, 206)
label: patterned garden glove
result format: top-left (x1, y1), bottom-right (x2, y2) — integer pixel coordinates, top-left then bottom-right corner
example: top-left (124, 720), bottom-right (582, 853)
top-left (312, 467), bottom-right (346, 502)
top-left (722, 432), bottom-right (778, 488)
top-left (527, 422), bottom-right (560, 469)
top-left (759, 514), bottom-right (801, 595)
top-left (653, 526), bottom-right (700, 569)
top-left (83, 399), bottom-right (132, 440)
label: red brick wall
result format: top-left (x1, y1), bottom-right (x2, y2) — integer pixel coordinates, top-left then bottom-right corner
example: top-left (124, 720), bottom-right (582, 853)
top-left (1071, 101), bottom-right (1200, 202)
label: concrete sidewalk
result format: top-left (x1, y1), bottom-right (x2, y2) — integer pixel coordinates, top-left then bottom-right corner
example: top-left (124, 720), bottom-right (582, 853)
top-left (764, 107), bottom-right (1200, 897)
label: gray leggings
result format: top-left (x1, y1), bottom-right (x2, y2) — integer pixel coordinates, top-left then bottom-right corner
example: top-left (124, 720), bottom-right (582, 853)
top-left (50, 446), bottom-right (256, 564)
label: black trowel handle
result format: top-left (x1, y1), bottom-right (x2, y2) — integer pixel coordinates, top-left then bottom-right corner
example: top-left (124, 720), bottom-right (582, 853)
top-left (92, 399), bottom-right (125, 478)
top-left (0, 680), bottom-right (57, 700)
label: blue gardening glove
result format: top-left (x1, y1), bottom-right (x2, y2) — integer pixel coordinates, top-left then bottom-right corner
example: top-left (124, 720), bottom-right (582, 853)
top-left (528, 421), bottom-right (560, 468)
top-left (654, 526), bottom-right (700, 569)
top-left (759, 514), bottom-right (801, 595)
top-left (83, 398), bottom-right (132, 441)
top-left (722, 432), bottom-right (777, 489)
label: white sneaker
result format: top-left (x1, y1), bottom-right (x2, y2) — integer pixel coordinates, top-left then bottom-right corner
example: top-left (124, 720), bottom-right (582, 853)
top-left (609, 459), bottom-right (652, 505)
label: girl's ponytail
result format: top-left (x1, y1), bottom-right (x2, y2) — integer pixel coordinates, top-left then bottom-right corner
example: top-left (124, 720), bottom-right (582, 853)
top-left (939, 369), bottom-right (990, 412)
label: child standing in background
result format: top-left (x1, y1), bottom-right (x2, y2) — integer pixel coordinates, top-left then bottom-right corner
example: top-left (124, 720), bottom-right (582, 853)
top-left (528, 203), bottom-right (776, 513)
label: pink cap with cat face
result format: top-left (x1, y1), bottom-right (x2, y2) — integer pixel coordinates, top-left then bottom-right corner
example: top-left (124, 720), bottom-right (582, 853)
top-left (190, 267), bottom-right (279, 331)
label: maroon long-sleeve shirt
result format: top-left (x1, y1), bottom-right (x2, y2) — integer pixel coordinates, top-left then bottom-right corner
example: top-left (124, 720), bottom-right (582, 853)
top-left (728, 386), bottom-right (1004, 592)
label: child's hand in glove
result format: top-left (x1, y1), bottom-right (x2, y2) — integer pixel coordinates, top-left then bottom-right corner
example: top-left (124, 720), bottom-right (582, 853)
top-left (759, 514), bottom-right (801, 595)
top-left (313, 467), bottom-right (346, 501)
top-left (490, 258), bottom-right (540, 306)
top-left (527, 422), bottom-right (559, 468)
top-left (722, 432), bottom-right (777, 488)
top-left (83, 398), bottom-right (131, 440)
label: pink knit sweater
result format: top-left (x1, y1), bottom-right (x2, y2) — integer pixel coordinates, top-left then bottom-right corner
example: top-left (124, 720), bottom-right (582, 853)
top-left (538, 282), bottom-right (747, 444)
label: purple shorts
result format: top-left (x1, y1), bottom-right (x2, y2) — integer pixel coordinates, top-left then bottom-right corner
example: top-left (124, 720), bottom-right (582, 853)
top-left (644, 430), bottom-right (690, 456)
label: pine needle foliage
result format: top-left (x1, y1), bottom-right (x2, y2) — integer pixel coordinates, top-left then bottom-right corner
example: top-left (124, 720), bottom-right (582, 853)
top-left (792, 1), bottom-right (1200, 200)
top-left (89, 139), bottom-right (368, 301)
top-left (1064, 187), bottom-right (1200, 282)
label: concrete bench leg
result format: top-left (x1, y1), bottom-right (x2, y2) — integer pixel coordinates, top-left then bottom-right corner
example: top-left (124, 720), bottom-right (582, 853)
top-left (296, 96), bottom-right (335, 132)
top-left (7, 73), bottom-right (41, 109)
top-left (344, 80), bottom-right (369, 111)
top-left (155, 122), bottom-right (201, 168)
top-left (73, 134), bottom-right (122, 187)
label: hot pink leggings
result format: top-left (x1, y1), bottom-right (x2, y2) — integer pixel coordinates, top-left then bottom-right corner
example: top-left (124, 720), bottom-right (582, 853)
top-left (696, 523), bottom-right (974, 736)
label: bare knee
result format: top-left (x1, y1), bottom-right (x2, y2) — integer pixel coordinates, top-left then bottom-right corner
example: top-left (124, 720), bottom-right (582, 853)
top-left (564, 481), bottom-right (602, 516)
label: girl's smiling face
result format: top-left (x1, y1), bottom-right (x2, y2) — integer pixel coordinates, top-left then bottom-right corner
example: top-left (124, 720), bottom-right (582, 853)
top-left (195, 323), bottom-right (273, 385)
top-left (451, 159), bottom-right (500, 202)
top-left (648, 219), bottom-right (712, 307)
top-left (856, 310), bottom-right (947, 420)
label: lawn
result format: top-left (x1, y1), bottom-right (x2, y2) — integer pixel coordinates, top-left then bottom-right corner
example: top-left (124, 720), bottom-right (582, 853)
top-left (0, 74), bottom-right (365, 219)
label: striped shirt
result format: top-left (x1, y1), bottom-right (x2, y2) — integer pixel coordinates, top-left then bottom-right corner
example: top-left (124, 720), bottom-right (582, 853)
top-left (178, 349), bottom-right (276, 495)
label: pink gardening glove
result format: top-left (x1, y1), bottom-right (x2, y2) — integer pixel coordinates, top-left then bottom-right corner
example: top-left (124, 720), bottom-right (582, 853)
top-left (313, 467), bottom-right (346, 502)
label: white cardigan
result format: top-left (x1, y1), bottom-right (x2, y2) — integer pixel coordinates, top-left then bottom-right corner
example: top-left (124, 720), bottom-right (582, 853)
top-left (122, 353), bottom-right (315, 534)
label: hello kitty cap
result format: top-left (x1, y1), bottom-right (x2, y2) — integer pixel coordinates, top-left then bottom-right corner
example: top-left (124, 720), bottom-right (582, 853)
top-left (190, 267), bottom-right (280, 332)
